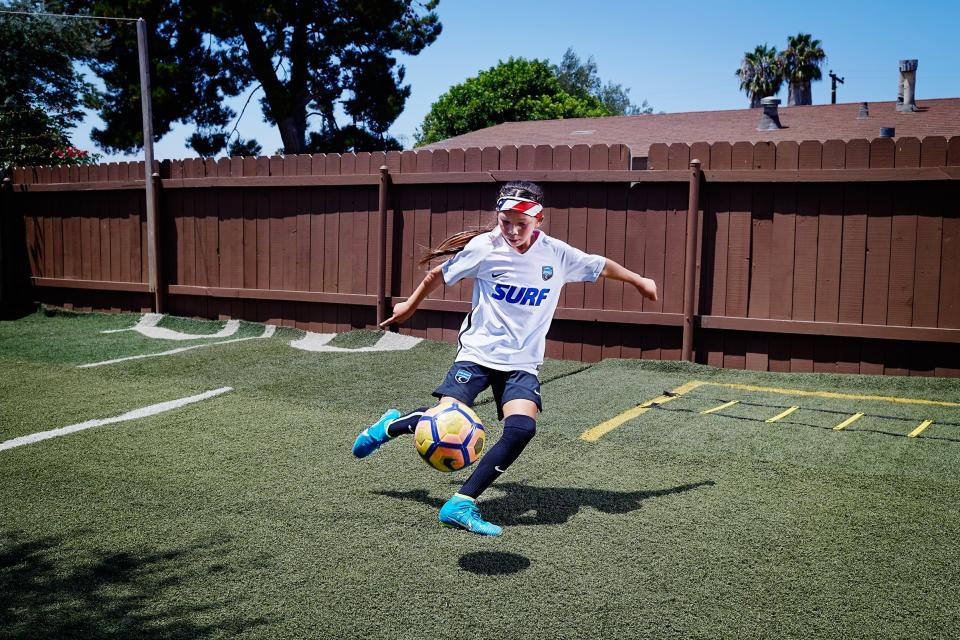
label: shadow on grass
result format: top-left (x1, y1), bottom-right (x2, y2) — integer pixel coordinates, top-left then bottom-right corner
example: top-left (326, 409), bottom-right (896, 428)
top-left (375, 480), bottom-right (715, 527)
top-left (0, 530), bottom-right (270, 640)
top-left (458, 551), bottom-right (530, 575)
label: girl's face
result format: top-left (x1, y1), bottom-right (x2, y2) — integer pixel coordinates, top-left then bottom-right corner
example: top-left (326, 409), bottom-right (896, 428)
top-left (497, 211), bottom-right (541, 252)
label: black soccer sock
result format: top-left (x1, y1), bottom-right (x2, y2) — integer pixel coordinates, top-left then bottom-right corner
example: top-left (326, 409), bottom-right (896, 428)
top-left (386, 407), bottom-right (428, 438)
top-left (459, 414), bottom-right (536, 499)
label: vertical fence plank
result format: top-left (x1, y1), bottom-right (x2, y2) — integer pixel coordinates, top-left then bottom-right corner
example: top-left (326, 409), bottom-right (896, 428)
top-left (337, 153), bottom-right (357, 331)
top-left (322, 153), bottom-right (342, 331)
top-left (648, 144), bottom-right (668, 170)
top-left (241, 157), bottom-right (258, 292)
top-left (602, 145), bottom-right (628, 361)
top-left (621, 171), bottom-right (647, 360)
top-left (431, 148), bottom-right (456, 343)
top-left (837, 140), bottom-right (869, 373)
top-left (561, 144), bottom-right (588, 362)
top-left (888, 139), bottom-right (920, 330)
top-left (443, 148), bottom-right (466, 310)
top-left (813, 140), bottom-right (845, 373)
top-left (204, 159), bottom-right (221, 292)
top-left (704, 143), bottom-right (731, 367)
top-left (405, 150), bottom-right (430, 339)
top-left (131, 162), bottom-right (145, 285)
top-left (77, 165), bottom-right (92, 281)
top-left (790, 141), bottom-right (822, 372)
top-left (661, 143), bottom-right (689, 361)
top-left (544, 145), bottom-right (571, 359)
top-left (424, 149), bottom-right (446, 343)
top-left (768, 141), bottom-right (798, 372)
top-left (859, 140), bottom-right (894, 374)
top-left (580, 144), bottom-right (608, 363)
top-left (747, 142), bottom-right (775, 371)
top-left (306, 154), bottom-right (326, 331)
top-left (295, 155), bottom-right (313, 326)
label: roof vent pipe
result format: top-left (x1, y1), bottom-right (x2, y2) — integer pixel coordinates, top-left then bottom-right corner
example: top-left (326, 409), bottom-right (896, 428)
top-left (897, 59), bottom-right (919, 112)
top-left (757, 97), bottom-right (783, 131)
top-left (879, 127), bottom-right (896, 138)
top-left (857, 102), bottom-right (869, 119)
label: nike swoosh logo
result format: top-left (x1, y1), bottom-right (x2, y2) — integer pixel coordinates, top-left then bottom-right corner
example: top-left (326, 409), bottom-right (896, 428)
top-left (534, 390), bottom-right (541, 396)
top-left (491, 272), bottom-right (506, 278)
top-left (494, 465), bottom-right (506, 473)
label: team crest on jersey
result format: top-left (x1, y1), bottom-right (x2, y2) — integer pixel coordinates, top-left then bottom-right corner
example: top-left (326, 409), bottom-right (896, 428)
top-left (541, 265), bottom-right (554, 281)
top-left (455, 369), bottom-right (473, 384)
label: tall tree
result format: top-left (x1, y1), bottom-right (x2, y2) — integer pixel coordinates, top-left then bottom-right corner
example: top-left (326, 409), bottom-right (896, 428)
top-left (414, 57), bottom-right (609, 147)
top-left (65, 0), bottom-right (441, 155)
top-left (554, 48), bottom-right (652, 116)
top-left (735, 44), bottom-right (783, 108)
top-left (0, 0), bottom-right (100, 171)
top-left (779, 33), bottom-right (826, 106)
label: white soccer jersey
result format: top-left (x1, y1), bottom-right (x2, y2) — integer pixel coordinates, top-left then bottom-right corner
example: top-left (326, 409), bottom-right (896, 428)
top-left (441, 229), bottom-right (605, 374)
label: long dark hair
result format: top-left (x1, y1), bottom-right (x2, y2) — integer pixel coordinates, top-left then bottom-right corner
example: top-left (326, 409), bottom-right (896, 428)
top-left (418, 181), bottom-right (544, 265)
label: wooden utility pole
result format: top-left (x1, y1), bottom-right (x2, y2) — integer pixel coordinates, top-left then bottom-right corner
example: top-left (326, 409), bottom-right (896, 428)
top-left (137, 18), bottom-right (163, 312)
top-left (829, 70), bottom-right (845, 104)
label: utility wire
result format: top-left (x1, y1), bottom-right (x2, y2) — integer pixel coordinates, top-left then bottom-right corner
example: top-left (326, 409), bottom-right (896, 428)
top-left (0, 9), bottom-right (137, 22)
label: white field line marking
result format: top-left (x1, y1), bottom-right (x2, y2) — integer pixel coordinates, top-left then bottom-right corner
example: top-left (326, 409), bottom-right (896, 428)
top-left (100, 313), bottom-right (240, 340)
top-left (79, 325), bottom-right (276, 368)
top-left (0, 387), bottom-right (232, 452)
top-left (290, 331), bottom-right (422, 352)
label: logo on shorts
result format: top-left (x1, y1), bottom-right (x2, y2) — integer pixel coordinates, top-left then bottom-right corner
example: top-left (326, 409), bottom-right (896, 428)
top-left (542, 265), bottom-right (554, 281)
top-left (455, 369), bottom-right (472, 384)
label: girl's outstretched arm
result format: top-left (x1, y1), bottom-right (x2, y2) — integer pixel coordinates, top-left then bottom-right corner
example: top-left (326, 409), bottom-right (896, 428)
top-left (379, 264), bottom-right (446, 328)
top-left (600, 259), bottom-right (658, 301)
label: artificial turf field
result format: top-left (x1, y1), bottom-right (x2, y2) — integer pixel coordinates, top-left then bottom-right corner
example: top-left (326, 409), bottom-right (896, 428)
top-left (2, 308), bottom-right (959, 639)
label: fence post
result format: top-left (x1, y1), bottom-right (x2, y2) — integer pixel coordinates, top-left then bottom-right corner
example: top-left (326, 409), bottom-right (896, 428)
top-left (376, 165), bottom-right (390, 326)
top-left (682, 159), bottom-right (702, 361)
top-left (151, 171), bottom-right (165, 313)
top-left (0, 177), bottom-right (8, 310)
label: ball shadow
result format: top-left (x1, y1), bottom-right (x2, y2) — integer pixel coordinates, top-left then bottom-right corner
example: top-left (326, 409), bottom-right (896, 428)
top-left (458, 551), bottom-right (531, 575)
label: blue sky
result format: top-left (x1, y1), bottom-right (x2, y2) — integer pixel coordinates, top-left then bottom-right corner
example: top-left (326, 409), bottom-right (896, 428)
top-left (71, 0), bottom-right (960, 162)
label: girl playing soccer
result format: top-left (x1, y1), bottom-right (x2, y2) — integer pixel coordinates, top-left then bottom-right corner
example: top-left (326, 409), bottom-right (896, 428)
top-left (352, 181), bottom-right (657, 536)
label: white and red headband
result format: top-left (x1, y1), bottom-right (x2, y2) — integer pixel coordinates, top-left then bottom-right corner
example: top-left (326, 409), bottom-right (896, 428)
top-left (496, 196), bottom-right (543, 219)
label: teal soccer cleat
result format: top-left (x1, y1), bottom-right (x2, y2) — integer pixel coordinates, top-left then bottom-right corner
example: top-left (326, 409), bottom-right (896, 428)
top-left (352, 409), bottom-right (401, 458)
top-left (438, 494), bottom-right (503, 536)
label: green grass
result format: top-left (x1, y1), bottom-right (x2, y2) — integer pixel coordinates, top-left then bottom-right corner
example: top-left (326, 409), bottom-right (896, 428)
top-left (326, 329), bottom-right (385, 349)
top-left (2, 309), bottom-right (959, 639)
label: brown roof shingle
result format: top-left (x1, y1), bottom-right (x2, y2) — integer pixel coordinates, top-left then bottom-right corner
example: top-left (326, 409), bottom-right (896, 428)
top-left (421, 98), bottom-right (960, 158)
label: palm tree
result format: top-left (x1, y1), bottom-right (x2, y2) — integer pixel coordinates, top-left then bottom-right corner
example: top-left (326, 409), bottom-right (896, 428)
top-left (736, 45), bottom-right (784, 108)
top-left (779, 33), bottom-right (827, 106)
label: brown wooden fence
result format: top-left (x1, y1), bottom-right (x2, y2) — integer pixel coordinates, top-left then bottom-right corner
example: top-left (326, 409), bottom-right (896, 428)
top-left (3, 137), bottom-right (959, 376)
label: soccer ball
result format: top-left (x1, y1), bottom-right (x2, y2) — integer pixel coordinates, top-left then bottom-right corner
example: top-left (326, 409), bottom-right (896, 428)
top-left (414, 402), bottom-right (485, 472)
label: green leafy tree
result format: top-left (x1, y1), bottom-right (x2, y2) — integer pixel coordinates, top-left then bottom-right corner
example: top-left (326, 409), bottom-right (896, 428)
top-left (779, 33), bottom-right (826, 106)
top-left (415, 57), bottom-right (609, 147)
top-left (65, 0), bottom-right (441, 155)
top-left (554, 48), bottom-right (652, 116)
top-left (736, 44), bottom-right (784, 108)
top-left (0, 0), bottom-right (100, 172)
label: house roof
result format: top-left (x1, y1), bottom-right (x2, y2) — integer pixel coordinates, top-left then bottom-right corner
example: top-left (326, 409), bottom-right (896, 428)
top-left (421, 98), bottom-right (960, 158)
